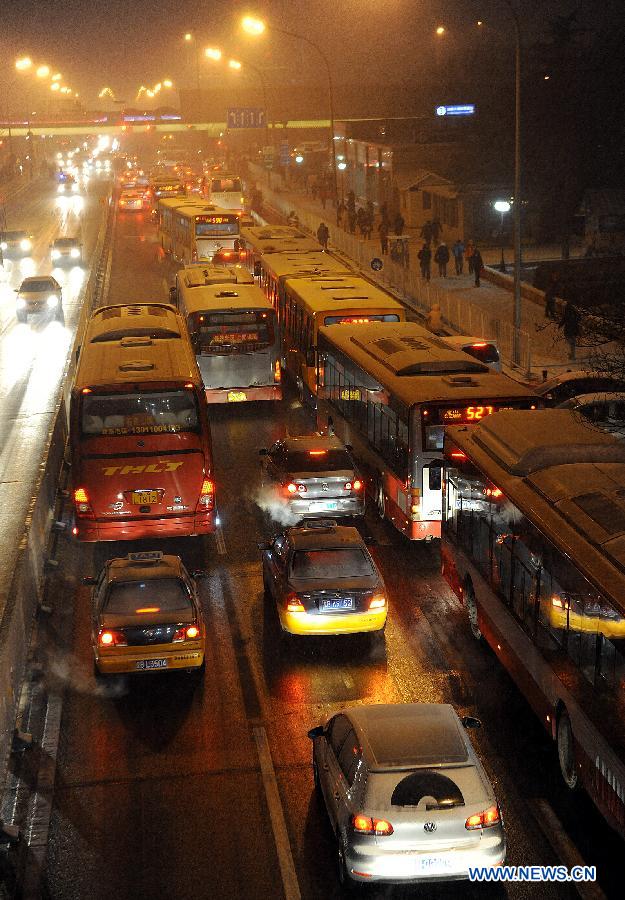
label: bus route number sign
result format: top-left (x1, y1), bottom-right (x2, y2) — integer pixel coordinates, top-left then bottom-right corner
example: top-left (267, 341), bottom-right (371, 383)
top-left (196, 215), bottom-right (232, 224)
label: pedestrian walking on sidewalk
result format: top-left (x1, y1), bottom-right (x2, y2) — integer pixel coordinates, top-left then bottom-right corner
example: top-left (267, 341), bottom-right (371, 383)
top-left (434, 241), bottom-right (450, 277)
top-left (560, 300), bottom-right (581, 360)
top-left (348, 208), bottom-right (357, 234)
top-left (418, 242), bottom-right (432, 281)
top-left (472, 247), bottom-right (484, 286)
top-left (363, 208), bottom-right (373, 240)
top-left (357, 207), bottom-right (367, 237)
top-left (452, 238), bottom-right (465, 274)
top-left (431, 218), bottom-right (441, 244)
top-left (336, 199), bottom-right (346, 228)
top-left (544, 271), bottom-right (559, 319)
top-left (420, 220), bottom-right (433, 243)
top-left (366, 200), bottom-right (374, 224)
top-left (379, 220), bottom-right (389, 255)
top-left (317, 221), bottom-right (330, 251)
top-left (380, 201), bottom-right (390, 228)
top-left (394, 212), bottom-right (405, 236)
top-left (466, 239), bottom-right (475, 274)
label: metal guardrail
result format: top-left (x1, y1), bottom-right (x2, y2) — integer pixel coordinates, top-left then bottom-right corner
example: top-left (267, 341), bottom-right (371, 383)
top-left (0, 185), bottom-right (113, 787)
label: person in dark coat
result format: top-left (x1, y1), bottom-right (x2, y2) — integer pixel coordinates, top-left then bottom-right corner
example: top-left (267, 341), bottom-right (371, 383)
top-left (316, 221), bottom-right (329, 251)
top-left (434, 241), bottom-right (450, 277)
top-left (393, 212), bottom-right (405, 236)
top-left (472, 247), bottom-right (484, 286)
top-left (560, 300), bottom-right (581, 360)
top-left (452, 239), bottom-right (465, 275)
top-left (420, 220), bottom-right (433, 243)
top-left (431, 218), bottom-right (441, 244)
top-left (378, 220), bottom-right (389, 254)
top-left (418, 242), bottom-right (432, 281)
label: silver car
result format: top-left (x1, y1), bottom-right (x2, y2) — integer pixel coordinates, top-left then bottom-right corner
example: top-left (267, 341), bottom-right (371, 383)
top-left (308, 703), bottom-right (506, 887)
top-left (259, 434), bottom-right (365, 521)
top-left (15, 275), bottom-right (63, 324)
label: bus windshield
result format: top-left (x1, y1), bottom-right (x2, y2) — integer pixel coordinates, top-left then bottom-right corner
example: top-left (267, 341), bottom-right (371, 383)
top-left (82, 391), bottom-right (199, 436)
top-left (192, 310), bottom-right (273, 353)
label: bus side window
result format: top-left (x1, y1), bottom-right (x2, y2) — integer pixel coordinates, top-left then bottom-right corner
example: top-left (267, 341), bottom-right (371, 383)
top-left (428, 465), bottom-right (442, 491)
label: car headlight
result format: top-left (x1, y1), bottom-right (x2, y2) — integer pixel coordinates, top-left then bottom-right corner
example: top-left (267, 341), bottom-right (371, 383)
top-left (0, 241), bottom-right (7, 250)
top-left (51, 249), bottom-right (61, 259)
top-left (47, 294), bottom-right (59, 307)
top-left (71, 247), bottom-right (80, 258)
top-left (16, 297), bottom-right (26, 309)
top-left (20, 239), bottom-right (31, 251)
top-left (57, 184), bottom-right (65, 193)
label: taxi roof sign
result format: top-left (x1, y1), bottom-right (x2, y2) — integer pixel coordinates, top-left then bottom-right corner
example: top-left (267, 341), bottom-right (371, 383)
top-left (127, 551), bottom-right (163, 562)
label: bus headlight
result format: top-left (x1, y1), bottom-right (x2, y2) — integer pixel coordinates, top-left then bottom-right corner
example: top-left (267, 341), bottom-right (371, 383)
top-left (51, 249), bottom-right (61, 260)
top-left (47, 294), bottom-right (59, 307)
top-left (20, 238), bottom-right (32, 251)
top-left (0, 241), bottom-right (7, 250)
top-left (71, 247), bottom-right (80, 258)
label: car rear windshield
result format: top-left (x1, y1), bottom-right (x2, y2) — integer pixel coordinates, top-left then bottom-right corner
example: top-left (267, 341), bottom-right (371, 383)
top-left (367, 711), bottom-right (469, 768)
top-left (81, 390), bottom-right (199, 436)
top-left (211, 178), bottom-right (241, 192)
top-left (54, 239), bottom-right (78, 248)
top-left (285, 449), bottom-right (353, 472)
top-left (2, 231), bottom-right (26, 240)
top-left (463, 343), bottom-right (499, 365)
top-left (290, 548), bottom-right (374, 579)
top-left (104, 578), bottom-right (192, 614)
top-left (21, 280), bottom-right (54, 292)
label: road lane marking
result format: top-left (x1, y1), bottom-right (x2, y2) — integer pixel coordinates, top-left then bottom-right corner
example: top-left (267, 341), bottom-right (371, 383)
top-left (252, 726), bottom-right (301, 900)
top-left (215, 525), bottom-right (227, 555)
top-left (529, 799), bottom-right (606, 900)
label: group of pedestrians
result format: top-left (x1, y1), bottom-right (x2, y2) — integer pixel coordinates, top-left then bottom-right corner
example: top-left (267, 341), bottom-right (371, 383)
top-left (417, 237), bottom-right (483, 286)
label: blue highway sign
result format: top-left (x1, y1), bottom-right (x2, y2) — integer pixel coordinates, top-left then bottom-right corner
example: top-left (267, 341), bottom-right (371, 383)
top-left (227, 108), bottom-right (266, 129)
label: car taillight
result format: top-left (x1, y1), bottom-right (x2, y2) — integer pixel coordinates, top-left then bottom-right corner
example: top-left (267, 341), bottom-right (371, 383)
top-left (274, 359), bottom-right (281, 383)
top-left (174, 624), bottom-right (200, 642)
top-left (465, 805), bottom-right (501, 830)
top-left (352, 814), bottom-right (393, 836)
top-left (73, 486), bottom-right (94, 518)
top-left (344, 480), bottom-right (363, 491)
top-left (286, 483), bottom-right (306, 494)
top-left (369, 594), bottom-right (386, 610)
top-left (98, 629), bottom-right (127, 647)
top-left (286, 593), bottom-right (305, 613)
top-left (197, 478), bottom-right (215, 509)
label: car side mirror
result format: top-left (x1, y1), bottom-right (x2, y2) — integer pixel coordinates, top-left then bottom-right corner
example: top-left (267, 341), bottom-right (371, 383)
top-left (258, 448), bottom-right (268, 456)
top-left (190, 569), bottom-right (208, 579)
top-left (82, 576), bottom-right (97, 586)
top-left (307, 725), bottom-right (324, 740)
top-left (461, 716), bottom-right (482, 729)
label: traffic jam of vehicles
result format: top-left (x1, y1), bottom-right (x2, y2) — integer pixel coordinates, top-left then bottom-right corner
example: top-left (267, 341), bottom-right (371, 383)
top-left (4, 146), bottom-right (624, 896)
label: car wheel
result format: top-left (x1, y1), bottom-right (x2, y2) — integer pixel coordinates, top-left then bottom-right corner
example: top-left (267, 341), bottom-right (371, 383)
top-left (557, 708), bottom-right (578, 790)
top-left (464, 583), bottom-right (482, 641)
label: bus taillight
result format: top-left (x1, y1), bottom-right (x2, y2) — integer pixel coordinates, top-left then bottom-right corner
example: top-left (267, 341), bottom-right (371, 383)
top-left (274, 359), bottom-right (281, 383)
top-left (74, 486), bottom-right (94, 519)
top-left (197, 478), bottom-right (215, 510)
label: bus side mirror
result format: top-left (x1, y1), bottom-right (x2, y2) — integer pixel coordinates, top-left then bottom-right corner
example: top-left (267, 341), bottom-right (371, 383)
top-left (169, 286), bottom-right (177, 304)
top-left (307, 726), bottom-right (324, 740)
top-left (82, 576), bottom-right (97, 586)
top-left (253, 262), bottom-right (261, 277)
top-left (306, 349), bottom-right (316, 368)
top-left (461, 716), bottom-right (481, 729)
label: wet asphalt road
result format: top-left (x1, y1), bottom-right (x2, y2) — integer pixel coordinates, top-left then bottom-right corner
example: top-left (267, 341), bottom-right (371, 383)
top-left (30, 201), bottom-right (622, 899)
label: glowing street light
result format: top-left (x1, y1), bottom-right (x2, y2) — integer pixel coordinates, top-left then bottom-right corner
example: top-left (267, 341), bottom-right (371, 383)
top-left (435, 25), bottom-right (446, 36)
top-left (50, 83), bottom-right (60, 92)
top-left (205, 47), bottom-right (222, 60)
top-left (15, 56), bottom-right (32, 71)
top-left (36, 64), bottom-right (50, 79)
top-left (52, 72), bottom-right (62, 82)
top-left (241, 16), bottom-right (266, 36)
top-left (163, 79), bottom-right (173, 88)
top-left (184, 32), bottom-right (193, 42)
top-left (228, 59), bottom-right (242, 70)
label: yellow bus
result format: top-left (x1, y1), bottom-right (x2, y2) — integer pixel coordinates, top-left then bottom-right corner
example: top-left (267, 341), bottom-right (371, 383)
top-left (280, 274), bottom-right (406, 405)
top-left (157, 198), bottom-right (241, 264)
top-left (239, 224), bottom-right (320, 276)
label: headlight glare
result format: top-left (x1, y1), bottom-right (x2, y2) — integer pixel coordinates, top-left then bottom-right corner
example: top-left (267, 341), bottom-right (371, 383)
top-left (20, 239), bottom-right (31, 251)
top-left (71, 247), bottom-right (80, 258)
top-left (47, 294), bottom-right (59, 307)
top-left (51, 249), bottom-right (61, 259)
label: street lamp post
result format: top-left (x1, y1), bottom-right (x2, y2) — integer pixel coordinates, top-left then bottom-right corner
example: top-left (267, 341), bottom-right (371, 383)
top-left (494, 200), bottom-right (511, 272)
top-left (242, 16), bottom-right (338, 206)
top-left (506, 4), bottom-right (523, 366)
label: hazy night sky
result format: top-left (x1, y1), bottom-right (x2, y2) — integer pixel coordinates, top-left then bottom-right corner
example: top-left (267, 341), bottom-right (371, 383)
top-left (1, 0), bottom-right (621, 108)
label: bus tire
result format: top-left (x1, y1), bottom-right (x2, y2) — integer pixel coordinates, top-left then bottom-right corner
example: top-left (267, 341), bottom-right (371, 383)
top-left (557, 708), bottom-right (578, 790)
top-left (464, 582), bottom-right (483, 641)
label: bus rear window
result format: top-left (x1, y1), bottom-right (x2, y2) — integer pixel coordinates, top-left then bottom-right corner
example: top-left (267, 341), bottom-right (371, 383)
top-left (211, 178), bottom-right (241, 192)
top-left (82, 391), bottom-right (199, 435)
top-left (192, 311), bottom-right (273, 353)
top-left (324, 313), bottom-right (401, 325)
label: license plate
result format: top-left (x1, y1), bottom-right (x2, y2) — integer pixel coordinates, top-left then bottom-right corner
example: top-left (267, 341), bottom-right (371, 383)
top-left (320, 597), bottom-right (354, 611)
top-left (131, 491), bottom-right (159, 505)
top-left (136, 658), bottom-right (167, 670)
top-left (227, 391), bottom-right (247, 402)
top-left (309, 500), bottom-right (337, 511)
top-left (418, 856), bottom-right (451, 873)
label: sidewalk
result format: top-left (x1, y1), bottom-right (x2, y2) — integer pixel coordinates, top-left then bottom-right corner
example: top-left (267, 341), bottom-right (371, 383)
top-left (248, 165), bottom-right (591, 383)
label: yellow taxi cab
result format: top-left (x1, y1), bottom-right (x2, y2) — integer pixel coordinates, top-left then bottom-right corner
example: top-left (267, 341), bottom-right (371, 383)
top-left (87, 551), bottom-right (206, 675)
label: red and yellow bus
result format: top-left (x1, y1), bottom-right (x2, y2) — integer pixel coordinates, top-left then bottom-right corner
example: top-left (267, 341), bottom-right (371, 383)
top-left (442, 408), bottom-right (625, 838)
top-left (70, 303), bottom-right (216, 541)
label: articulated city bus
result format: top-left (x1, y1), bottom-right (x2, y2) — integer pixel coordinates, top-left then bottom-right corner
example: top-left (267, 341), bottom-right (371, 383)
top-left (315, 322), bottom-right (539, 539)
top-left (279, 274), bottom-right (406, 405)
top-left (441, 408), bottom-right (625, 839)
top-left (256, 249), bottom-right (353, 311)
top-left (172, 263), bottom-right (282, 402)
top-left (70, 303), bottom-right (216, 541)
top-left (157, 199), bottom-right (241, 263)
top-left (240, 224), bottom-right (320, 276)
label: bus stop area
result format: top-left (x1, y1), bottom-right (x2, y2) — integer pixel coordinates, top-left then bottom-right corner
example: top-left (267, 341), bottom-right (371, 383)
top-left (247, 163), bottom-right (597, 385)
